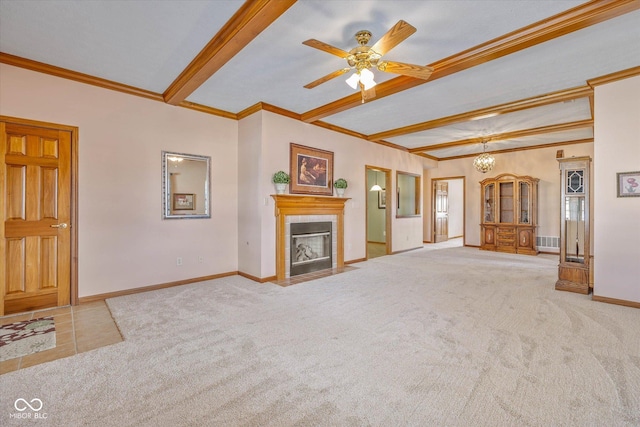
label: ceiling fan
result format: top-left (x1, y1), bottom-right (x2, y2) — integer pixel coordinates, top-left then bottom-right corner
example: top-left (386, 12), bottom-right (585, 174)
top-left (302, 20), bottom-right (433, 101)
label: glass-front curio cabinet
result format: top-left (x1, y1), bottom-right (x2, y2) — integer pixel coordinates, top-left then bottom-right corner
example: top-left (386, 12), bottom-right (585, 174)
top-left (480, 173), bottom-right (539, 255)
top-left (556, 157), bottom-right (591, 294)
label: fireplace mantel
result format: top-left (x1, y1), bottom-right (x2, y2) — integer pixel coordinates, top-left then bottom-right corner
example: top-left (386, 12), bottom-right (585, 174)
top-left (272, 195), bottom-right (349, 280)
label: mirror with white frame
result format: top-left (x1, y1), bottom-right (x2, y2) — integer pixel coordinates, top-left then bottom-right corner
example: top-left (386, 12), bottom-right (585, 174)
top-left (162, 151), bottom-right (211, 219)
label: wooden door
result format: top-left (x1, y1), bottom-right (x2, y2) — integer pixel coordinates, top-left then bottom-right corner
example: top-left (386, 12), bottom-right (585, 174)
top-left (1, 121), bottom-right (71, 315)
top-left (434, 181), bottom-right (449, 243)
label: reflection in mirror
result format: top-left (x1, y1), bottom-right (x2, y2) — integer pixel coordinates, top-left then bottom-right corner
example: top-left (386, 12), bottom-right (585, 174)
top-left (564, 196), bottom-right (585, 263)
top-left (396, 171), bottom-right (421, 217)
top-left (162, 151), bottom-right (211, 219)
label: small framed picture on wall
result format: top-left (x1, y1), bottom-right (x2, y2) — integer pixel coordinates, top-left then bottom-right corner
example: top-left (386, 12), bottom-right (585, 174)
top-left (617, 171), bottom-right (640, 197)
top-left (173, 193), bottom-right (195, 210)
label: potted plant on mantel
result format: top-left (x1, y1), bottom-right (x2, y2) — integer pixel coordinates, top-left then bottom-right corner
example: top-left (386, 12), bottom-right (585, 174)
top-left (334, 178), bottom-right (348, 197)
top-left (272, 171), bottom-right (290, 194)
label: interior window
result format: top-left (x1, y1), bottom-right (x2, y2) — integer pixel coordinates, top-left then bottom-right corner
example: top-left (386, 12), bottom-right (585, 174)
top-left (396, 171), bottom-right (421, 217)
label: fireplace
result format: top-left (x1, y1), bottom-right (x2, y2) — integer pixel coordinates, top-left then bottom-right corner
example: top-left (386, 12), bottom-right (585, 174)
top-left (272, 195), bottom-right (349, 281)
top-left (290, 222), bottom-right (332, 276)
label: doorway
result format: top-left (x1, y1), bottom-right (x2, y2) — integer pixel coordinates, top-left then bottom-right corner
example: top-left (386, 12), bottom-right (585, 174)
top-left (366, 166), bottom-right (391, 259)
top-left (1, 116), bottom-right (78, 315)
top-left (432, 177), bottom-right (465, 246)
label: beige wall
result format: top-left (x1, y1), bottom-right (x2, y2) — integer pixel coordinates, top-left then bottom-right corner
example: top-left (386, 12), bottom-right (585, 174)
top-left (593, 75), bottom-right (640, 303)
top-left (424, 143), bottom-right (594, 248)
top-left (0, 64), bottom-right (239, 297)
top-left (3, 63), bottom-right (636, 305)
top-left (237, 112), bottom-right (264, 278)
top-left (240, 111), bottom-right (428, 278)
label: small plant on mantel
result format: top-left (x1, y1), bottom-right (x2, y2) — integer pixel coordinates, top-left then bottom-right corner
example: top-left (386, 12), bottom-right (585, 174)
top-left (272, 171), bottom-right (290, 184)
top-left (333, 178), bottom-right (348, 189)
top-left (334, 178), bottom-right (348, 196)
top-left (272, 171), bottom-right (290, 194)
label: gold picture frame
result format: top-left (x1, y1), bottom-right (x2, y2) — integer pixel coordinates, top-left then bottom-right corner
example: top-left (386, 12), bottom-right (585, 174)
top-left (289, 143), bottom-right (334, 196)
top-left (378, 189), bottom-right (386, 209)
top-left (617, 171), bottom-right (640, 197)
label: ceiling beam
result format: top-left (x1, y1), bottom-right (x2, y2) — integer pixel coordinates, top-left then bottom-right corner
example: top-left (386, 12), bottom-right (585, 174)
top-left (300, 0), bottom-right (640, 123)
top-left (435, 138), bottom-right (594, 161)
top-left (370, 86), bottom-right (592, 142)
top-left (409, 120), bottom-right (593, 154)
top-left (163, 0), bottom-right (296, 105)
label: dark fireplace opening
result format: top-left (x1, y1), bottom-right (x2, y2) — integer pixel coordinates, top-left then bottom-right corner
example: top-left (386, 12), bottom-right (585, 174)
top-left (290, 221), bottom-right (332, 276)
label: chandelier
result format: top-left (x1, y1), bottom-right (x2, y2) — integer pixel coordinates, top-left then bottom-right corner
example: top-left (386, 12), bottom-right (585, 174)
top-left (473, 141), bottom-right (495, 173)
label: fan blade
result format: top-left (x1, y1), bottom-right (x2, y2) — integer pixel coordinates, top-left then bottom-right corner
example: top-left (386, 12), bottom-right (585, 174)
top-left (371, 20), bottom-right (416, 55)
top-left (302, 39), bottom-right (351, 58)
top-left (381, 61), bottom-right (433, 79)
top-left (304, 68), bottom-right (351, 89)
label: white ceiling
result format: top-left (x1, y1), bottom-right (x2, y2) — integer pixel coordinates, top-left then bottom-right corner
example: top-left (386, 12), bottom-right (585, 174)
top-left (1, 0), bottom-right (639, 160)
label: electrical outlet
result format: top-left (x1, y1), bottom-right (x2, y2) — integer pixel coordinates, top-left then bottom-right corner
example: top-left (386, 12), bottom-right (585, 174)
top-left (198, 256), bottom-right (204, 264)
top-left (176, 257), bottom-right (183, 266)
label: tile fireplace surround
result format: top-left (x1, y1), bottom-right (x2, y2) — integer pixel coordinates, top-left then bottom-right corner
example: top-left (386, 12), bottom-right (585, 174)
top-left (271, 195), bottom-right (349, 281)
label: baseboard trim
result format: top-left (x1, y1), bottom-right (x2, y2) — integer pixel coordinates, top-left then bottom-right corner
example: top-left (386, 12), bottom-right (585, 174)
top-left (464, 244), bottom-right (480, 248)
top-left (346, 257), bottom-right (367, 265)
top-left (592, 295), bottom-right (640, 309)
top-left (78, 271), bottom-right (238, 304)
top-left (238, 271), bottom-right (276, 283)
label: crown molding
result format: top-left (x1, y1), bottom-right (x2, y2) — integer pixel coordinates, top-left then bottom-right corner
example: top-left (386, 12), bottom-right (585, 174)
top-left (0, 53), bottom-right (240, 120)
top-left (587, 65), bottom-right (640, 87)
top-left (178, 100), bottom-right (238, 119)
top-left (0, 52), bottom-right (163, 102)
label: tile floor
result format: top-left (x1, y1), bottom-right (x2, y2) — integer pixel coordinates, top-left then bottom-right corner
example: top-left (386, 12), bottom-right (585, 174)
top-left (271, 265), bottom-right (358, 287)
top-left (0, 301), bottom-right (122, 375)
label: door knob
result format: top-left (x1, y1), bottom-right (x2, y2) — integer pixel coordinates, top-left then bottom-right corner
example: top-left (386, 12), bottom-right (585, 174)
top-left (51, 223), bottom-right (68, 229)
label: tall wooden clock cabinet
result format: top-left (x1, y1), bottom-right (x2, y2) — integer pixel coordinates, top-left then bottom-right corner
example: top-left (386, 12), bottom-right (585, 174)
top-left (556, 157), bottom-right (591, 294)
top-left (480, 173), bottom-right (539, 255)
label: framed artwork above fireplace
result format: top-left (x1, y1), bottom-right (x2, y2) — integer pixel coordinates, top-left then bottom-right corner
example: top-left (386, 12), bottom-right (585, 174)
top-left (289, 143), bottom-right (333, 196)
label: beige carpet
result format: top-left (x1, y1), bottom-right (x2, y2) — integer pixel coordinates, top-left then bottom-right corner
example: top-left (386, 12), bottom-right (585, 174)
top-left (1, 247), bottom-right (638, 426)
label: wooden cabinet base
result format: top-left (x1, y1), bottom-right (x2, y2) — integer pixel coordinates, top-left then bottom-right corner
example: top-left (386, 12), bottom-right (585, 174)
top-left (556, 264), bottom-right (589, 294)
top-left (555, 279), bottom-right (590, 294)
top-left (517, 247), bottom-right (539, 256)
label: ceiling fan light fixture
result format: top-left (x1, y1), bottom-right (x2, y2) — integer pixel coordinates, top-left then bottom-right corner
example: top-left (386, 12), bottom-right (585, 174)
top-left (346, 72), bottom-right (360, 89)
top-left (359, 68), bottom-right (376, 90)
